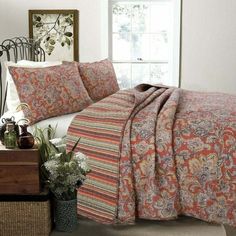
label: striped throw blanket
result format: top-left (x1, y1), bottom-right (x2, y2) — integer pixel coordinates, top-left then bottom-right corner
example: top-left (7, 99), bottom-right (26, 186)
top-left (67, 84), bottom-right (236, 227)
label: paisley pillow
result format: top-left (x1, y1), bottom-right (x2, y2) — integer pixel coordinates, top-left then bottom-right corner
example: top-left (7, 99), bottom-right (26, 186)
top-left (9, 62), bottom-right (93, 124)
top-left (78, 59), bottom-right (119, 102)
top-left (4, 60), bottom-right (62, 112)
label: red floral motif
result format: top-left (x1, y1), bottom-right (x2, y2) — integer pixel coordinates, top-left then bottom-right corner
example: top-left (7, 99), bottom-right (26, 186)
top-left (9, 62), bottom-right (92, 124)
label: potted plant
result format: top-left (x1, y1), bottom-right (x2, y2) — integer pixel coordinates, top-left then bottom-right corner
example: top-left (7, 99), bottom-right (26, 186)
top-left (35, 127), bottom-right (90, 232)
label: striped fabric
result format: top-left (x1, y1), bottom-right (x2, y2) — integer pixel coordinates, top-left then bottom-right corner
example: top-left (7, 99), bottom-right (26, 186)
top-left (67, 90), bottom-right (136, 223)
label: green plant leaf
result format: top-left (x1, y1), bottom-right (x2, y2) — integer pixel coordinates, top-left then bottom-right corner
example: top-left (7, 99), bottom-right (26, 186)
top-left (49, 39), bottom-right (56, 45)
top-left (65, 17), bottom-right (73, 25)
top-left (64, 32), bottom-right (73, 37)
top-left (48, 45), bottom-right (54, 51)
top-left (36, 16), bottom-right (41, 22)
top-left (65, 37), bottom-right (71, 46)
top-left (71, 137), bottom-right (81, 152)
top-left (36, 22), bottom-right (43, 28)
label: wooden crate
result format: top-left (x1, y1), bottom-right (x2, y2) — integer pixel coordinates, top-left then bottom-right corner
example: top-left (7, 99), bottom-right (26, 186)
top-left (0, 145), bottom-right (40, 194)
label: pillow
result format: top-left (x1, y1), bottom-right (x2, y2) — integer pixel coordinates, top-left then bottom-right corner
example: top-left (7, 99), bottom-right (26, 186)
top-left (8, 62), bottom-right (93, 124)
top-left (4, 60), bottom-right (62, 111)
top-left (77, 59), bottom-right (119, 102)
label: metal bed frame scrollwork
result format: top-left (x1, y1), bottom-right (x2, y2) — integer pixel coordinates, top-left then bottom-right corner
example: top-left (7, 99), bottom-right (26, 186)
top-left (0, 36), bottom-right (45, 117)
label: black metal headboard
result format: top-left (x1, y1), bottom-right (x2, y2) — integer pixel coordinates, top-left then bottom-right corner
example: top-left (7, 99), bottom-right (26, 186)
top-left (0, 37), bottom-right (45, 117)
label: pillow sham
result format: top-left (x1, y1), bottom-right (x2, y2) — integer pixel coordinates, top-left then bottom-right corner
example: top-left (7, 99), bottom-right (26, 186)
top-left (8, 62), bottom-right (93, 124)
top-left (77, 59), bottom-right (119, 102)
top-left (4, 60), bottom-right (62, 111)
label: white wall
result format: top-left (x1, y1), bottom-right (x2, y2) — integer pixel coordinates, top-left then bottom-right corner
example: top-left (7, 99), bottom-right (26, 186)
top-left (1, 0), bottom-right (236, 94)
top-left (181, 0), bottom-right (236, 94)
top-left (0, 0), bottom-right (108, 62)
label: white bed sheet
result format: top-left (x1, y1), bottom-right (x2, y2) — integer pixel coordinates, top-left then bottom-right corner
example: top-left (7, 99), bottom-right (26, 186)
top-left (1, 110), bottom-right (80, 138)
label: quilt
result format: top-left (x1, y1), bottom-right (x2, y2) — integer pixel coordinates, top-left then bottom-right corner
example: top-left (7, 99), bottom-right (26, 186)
top-left (67, 84), bottom-right (236, 226)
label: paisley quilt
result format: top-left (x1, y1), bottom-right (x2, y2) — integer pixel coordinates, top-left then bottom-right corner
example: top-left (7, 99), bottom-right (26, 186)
top-left (67, 84), bottom-right (236, 227)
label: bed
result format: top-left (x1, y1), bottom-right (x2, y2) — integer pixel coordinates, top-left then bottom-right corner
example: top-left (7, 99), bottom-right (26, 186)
top-left (0, 37), bottom-right (236, 228)
top-left (66, 84), bottom-right (236, 227)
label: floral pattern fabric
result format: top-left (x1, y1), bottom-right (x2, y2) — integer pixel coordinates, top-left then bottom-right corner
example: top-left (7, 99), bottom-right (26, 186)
top-left (67, 84), bottom-right (236, 227)
top-left (117, 86), bottom-right (236, 226)
top-left (118, 85), bottom-right (181, 223)
top-left (174, 90), bottom-right (236, 226)
top-left (78, 59), bottom-right (119, 102)
top-left (9, 62), bottom-right (92, 124)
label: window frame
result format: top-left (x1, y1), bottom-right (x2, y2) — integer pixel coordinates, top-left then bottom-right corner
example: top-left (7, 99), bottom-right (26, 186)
top-left (108, 0), bottom-right (182, 87)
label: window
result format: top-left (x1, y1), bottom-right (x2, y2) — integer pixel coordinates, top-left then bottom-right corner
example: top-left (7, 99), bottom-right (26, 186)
top-left (109, 0), bottom-right (181, 89)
